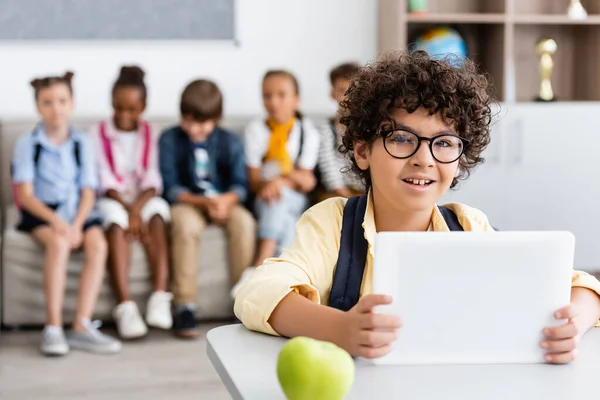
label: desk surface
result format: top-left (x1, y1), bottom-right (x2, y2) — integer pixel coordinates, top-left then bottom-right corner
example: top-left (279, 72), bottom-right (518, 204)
top-left (207, 324), bottom-right (600, 400)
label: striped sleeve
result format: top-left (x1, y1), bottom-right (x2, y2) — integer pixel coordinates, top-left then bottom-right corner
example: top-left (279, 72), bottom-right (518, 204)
top-left (317, 122), bottom-right (346, 192)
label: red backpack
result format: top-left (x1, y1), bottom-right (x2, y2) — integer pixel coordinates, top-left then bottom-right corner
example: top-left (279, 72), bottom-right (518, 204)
top-left (99, 120), bottom-right (151, 183)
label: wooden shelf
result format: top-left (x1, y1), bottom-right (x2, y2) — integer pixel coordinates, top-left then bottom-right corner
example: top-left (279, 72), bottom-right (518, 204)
top-left (378, 0), bottom-right (600, 102)
top-left (407, 13), bottom-right (506, 24)
top-left (512, 15), bottom-right (600, 24)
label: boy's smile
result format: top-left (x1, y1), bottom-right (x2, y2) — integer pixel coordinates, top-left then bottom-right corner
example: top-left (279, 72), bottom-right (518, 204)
top-left (401, 173), bottom-right (436, 191)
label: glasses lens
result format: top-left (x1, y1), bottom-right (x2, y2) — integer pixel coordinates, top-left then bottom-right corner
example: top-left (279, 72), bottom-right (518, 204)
top-left (384, 130), bottom-right (419, 158)
top-left (432, 135), bottom-right (464, 163)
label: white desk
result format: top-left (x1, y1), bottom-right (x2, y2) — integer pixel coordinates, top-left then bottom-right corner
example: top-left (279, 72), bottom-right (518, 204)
top-left (207, 324), bottom-right (600, 400)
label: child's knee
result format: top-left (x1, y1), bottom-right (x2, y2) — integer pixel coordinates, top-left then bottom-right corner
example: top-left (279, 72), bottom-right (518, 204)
top-left (46, 234), bottom-right (71, 255)
top-left (255, 197), bottom-right (284, 218)
top-left (98, 198), bottom-right (129, 230)
top-left (85, 228), bottom-right (108, 257)
top-left (228, 206), bottom-right (257, 233)
top-left (171, 205), bottom-right (204, 238)
top-left (143, 197), bottom-right (172, 224)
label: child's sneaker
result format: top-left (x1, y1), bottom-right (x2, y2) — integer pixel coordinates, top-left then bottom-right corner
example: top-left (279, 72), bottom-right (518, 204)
top-left (113, 300), bottom-right (148, 339)
top-left (146, 291), bottom-right (173, 329)
top-left (40, 325), bottom-right (69, 356)
top-left (230, 267), bottom-right (256, 300)
top-left (67, 320), bottom-right (122, 354)
top-left (173, 304), bottom-right (199, 339)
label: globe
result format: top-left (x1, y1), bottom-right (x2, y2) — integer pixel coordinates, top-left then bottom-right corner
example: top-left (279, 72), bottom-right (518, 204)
top-left (410, 27), bottom-right (467, 66)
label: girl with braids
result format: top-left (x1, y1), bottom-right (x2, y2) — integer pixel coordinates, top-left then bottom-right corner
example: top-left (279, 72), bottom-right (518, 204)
top-left (90, 66), bottom-right (172, 339)
top-left (12, 71), bottom-right (121, 356)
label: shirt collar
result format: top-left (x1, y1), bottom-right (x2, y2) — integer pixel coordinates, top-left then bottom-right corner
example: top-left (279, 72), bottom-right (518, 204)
top-left (33, 123), bottom-right (75, 149)
top-left (105, 119), bottom-right (147, 139)
top-left (361, 189), bottom-right (451, 255)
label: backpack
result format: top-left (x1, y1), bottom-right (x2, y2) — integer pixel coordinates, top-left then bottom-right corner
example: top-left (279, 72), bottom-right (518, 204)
top-left (11, 137), bottom-right (81, 210)
top-left (99, 120), bottom-right (151, 183)
top-left (328, 194), bottom-right (464, 312)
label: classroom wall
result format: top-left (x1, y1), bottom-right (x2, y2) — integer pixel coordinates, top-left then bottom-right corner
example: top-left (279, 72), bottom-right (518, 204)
top-left (0, 0), bottom-right (377, 120)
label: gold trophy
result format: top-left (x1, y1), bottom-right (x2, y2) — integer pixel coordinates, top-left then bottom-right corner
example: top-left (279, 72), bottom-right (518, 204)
top-left (535, 38), bottom-right (557, 102)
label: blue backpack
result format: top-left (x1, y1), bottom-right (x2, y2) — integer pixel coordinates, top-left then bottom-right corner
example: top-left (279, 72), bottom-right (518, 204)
top-left (328, 194), bottom-right (464, 312)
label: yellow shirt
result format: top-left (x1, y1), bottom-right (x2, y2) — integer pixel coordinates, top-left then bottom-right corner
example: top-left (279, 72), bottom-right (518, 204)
top-left (234, 194), bottom-right (600, 336)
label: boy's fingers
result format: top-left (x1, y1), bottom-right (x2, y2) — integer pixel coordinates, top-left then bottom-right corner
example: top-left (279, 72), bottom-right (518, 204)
top-left (358, 330), bottom-right (398, 347)
top-left (543, 321), bottom-right (579, 340)
top-left (544, 349), bottom-right (578, 364)
top-left (553, 305), bottom-right (578, 320)
top-left (359, 313), bottom-right (402, 329)
top-left (356, 344), bottom-right (392, 359)
top-left (540, 337), bottom-right (578, 353)
top-left (356, 294), bottom-right (393, 313)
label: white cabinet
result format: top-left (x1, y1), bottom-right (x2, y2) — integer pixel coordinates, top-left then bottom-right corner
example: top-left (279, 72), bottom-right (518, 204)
top-left (441, 103), bottom-right (600, 271)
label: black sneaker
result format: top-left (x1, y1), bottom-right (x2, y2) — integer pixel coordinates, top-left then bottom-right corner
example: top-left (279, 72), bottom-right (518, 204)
top-left (173, 306), bottom-right (200, 339)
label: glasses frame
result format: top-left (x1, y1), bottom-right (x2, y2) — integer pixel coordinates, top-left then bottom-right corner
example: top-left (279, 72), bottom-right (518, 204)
top-left (379, 128), bottom-right (470, 164)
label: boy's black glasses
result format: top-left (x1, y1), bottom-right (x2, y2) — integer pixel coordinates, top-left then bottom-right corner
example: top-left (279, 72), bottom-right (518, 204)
top-left (378, 128), bottom-right (470, 164)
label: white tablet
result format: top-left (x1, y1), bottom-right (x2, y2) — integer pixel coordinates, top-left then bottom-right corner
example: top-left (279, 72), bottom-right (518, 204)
top-left (371, 231), bottom-right (575, 365)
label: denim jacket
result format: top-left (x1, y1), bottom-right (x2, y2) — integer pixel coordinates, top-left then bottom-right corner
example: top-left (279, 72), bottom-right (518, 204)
top-left (158, 125), bottom-right (248, 204)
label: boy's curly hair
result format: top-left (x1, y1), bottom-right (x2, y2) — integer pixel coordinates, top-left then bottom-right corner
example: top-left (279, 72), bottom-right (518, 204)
top-left (339, 50), bottom-right (494, 189)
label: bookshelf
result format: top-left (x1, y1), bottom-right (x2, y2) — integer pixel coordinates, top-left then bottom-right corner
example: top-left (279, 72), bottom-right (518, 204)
top-left (378, 0), bottom-right (600, 102)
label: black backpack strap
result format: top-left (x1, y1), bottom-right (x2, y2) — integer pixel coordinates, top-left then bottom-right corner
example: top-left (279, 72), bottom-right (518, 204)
top-left (295, 119), bottom-right (305, 167)
top-left (73, 140), bottom-right (81, 167)
top-left (328, 194), bottom-right (369, 311)
top-left (437, 206), bottom-right (464, 231)
top-left (33, 143), bottom-right (43, 166)
top-left (33, 141), bottom-right (80, 168)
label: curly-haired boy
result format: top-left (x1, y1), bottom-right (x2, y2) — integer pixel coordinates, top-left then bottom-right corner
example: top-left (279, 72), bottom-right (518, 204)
top-left (234, 50), bottom-right (600, 364)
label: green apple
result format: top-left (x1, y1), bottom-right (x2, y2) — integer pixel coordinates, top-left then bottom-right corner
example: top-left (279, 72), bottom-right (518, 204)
top-left (277, 336), bottom-right (355, 400)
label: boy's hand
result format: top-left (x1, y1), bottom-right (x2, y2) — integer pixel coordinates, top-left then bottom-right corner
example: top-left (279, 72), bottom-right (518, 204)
top-left (338, 294), bottom-right (401, 359)
top-left (207, 193), bottom-right (238, 225)
top-left (68, 224), bottom-right (84, 249)
top-left (50, 214), bottom-right (70, 237)
top-left (257, 178), bottom-right (283, 205)
top-left (294, 170), bottom-right (316, 193)
top-left (541, 304), bottom-right (581, 364)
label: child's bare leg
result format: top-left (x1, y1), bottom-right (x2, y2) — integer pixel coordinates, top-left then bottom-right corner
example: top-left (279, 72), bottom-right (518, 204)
top-left (144, 215), bottom-right (169, 292)
top-left (106, 224), bottom-right (132, 302)
top-left (144, 214), bottom-right (173, 330)
top-left (73, 226), bottom-right (107, 332)
top-left (31, 227), bottom-right (71, 327)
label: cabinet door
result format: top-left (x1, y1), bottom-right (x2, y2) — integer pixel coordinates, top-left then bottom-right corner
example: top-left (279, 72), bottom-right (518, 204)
top-left (502, 104), bottom-right (600, 270)
top-left (442, 103), bottom-right (600, 271)
top-left (509, 103), bottom-right (600, 168)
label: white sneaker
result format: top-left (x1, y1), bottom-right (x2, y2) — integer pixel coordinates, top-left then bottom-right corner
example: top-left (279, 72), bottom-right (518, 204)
top-left (112, 301), bottom-right (148, 339)
top-left (146, 291), bottom-right (173, 330)
top-left (230, 267), bottom-right (257, 300)
top-left (40, 325), bottom-right (69, 356)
